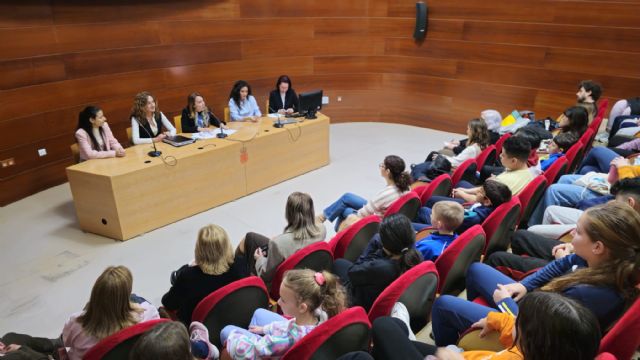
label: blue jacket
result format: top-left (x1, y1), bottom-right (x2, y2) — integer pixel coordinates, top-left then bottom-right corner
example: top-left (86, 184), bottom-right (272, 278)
top-left (416, 232), bottom-right (458, 261)
top-left (540, 152), bottom-right (563, 171)
top-left (519, 254), bottom-right (624, 329)
top-left (458, 204), bottom-right (494, 233)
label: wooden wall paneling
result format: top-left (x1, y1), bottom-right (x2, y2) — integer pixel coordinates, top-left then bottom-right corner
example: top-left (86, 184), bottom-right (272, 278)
top-left (0, 27), bottom-right (58, 60)
top-left (0, 158), bottom-right (71, 206)
top-left (551, 1), bottom-right (640, 27)
top-left (54, 22), bottom-right (162, 54)
top-left (0, 56), bottom-right (67, 90)
top-left (0, 69), bottom-right (166, 121)
top-left (384, 38), bottom-right (548, 67)
top-left (51, 1), bottom-right (240, 25)
top-left (239, 0), bottom-right (370, 18)
top-left (294, 73), bottom-right (385, 91)
top-left (0, 0), bottom-right (53, 28)
top-left (543, 48), bottom-right (640, 78)
top-left (462, 21), bottom-right (640, 53)
top-left (312, 18), bottom-right (464, 40)
top-left (158, 19), bottom-right (313, 45)
top-left (0, 133), bottom-right (76, 179)
top-left (63, 41), bottom-right (242, 79)
top-left (241, 37), bottom-right (386, 59)
top-left (314, 55), bottom-right (458, 78)
top-left (533, 89), bottom-right (577, 119)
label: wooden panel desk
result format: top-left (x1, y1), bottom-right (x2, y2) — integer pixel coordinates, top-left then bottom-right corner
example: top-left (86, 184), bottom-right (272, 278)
top-left (66, 114), bottom-right (330, 240)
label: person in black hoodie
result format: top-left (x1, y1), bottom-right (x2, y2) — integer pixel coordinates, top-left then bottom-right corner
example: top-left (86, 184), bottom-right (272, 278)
top-left (332, 214), bottom-right (422, 311)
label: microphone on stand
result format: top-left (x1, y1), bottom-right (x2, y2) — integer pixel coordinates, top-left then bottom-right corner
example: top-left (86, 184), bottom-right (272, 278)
top-left (210, 109), bottom-right (228, 138)
top-left (133, 117), bottom-right (162, 157)
top-left (269, 106), bottom-right (284, 129)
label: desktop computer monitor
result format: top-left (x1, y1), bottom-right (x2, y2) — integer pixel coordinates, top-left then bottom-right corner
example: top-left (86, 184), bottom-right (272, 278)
top-left (298, 89), bottom-right (322, 119)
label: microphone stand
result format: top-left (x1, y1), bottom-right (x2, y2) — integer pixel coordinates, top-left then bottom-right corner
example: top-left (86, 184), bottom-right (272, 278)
top-left (134, 117), bottom-right (162, 157)
top-left (210, 109), bottom-right (227, 138)
top-left (269, 106), bottom-right (284, 128)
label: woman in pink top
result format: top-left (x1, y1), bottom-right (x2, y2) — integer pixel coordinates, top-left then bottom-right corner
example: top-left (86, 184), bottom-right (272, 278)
top-left (75, 106), bottom-right (125, 161)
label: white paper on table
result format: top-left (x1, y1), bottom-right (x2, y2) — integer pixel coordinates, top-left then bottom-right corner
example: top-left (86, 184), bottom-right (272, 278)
top-left (267, 113), bottom-right (280, 118)
top-left (190, 129), bottom-right (237, 140)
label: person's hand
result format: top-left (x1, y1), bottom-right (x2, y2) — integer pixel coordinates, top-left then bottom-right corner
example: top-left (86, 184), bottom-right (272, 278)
top-left (286, 108), bottom-right (294, 114)
top-left (5, 344), bottom-right (22, 352)
top-left (153, 134), bottom-right (167, 142)
top-left (434, 347), bottom-right (465, 360)
top-left (493, 283), bottom-right (528, 303)
top-left (254, 248), bottom-right (265, 260)
top-left (431, 153), bottom-right (440, 161)
top-left (116, 148), bottom-right (126, 157)
top-left (470, 317), bottom-right (494, 338)
top-left (277, 109), bottom-right (286, 115)
top-left (552, 243), bottom-right (574, 260)
top-left (248, 325), bottom-right (264, 334)
top-left (611, 157), bottom-right (630, 168)
top-left (251, 116), bottom-right (259, 122)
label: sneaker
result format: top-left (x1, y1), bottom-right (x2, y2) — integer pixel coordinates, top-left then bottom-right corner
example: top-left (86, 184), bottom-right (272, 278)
top-left (391, 302), bottom-right (416, 341)
top-left (189, 322), bottom-right (219, 359)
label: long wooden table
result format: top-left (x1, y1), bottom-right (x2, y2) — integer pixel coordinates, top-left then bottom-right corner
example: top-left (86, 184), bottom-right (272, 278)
top-left (66, 114), bottom-right (330, 240)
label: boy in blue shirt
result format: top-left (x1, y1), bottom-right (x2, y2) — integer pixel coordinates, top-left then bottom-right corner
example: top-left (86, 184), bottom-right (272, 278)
top-left (457, 180), bottom-right (512, 233)
top-left (540, 132), bottom-right (578, 171)
top-left (415, 201), bottom-right (464, 261)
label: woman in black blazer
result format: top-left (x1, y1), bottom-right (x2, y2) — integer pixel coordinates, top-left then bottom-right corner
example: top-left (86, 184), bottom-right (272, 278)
top-left (268, 75), bottom-right (298, 114)
top-left (180, 92), bottom-right (225, 133)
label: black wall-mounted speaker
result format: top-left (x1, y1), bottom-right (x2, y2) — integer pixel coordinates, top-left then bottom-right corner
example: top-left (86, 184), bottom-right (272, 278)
top-left (414, 1), bottom-right (428, 40)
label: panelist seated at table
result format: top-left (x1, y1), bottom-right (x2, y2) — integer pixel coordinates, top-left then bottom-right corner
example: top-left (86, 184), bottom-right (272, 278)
top-left (268, 75), bottom-right (298, 115)
top-left (75, 105), bottom-right (126, 161)
top-left (130, 91), bottom-right (176, 144)
top-left (228, 80), bottom-right (261, 122)
top-left (181, 92), bottom-right (226, 133)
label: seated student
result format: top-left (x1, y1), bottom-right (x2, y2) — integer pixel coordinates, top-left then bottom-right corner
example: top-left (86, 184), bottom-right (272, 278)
top-left (332, 214), bottom-right (422, 311)
top-left (219, 269), bottom-right (346, 360)
top-left (162, 224), bottom-right (248, 327)
top-left (450, 136), bottom-right (533, 204)
top-left (131, 91), bottom-right (176, 145)
top-left (575, 80), bottom-right (602, 123)
top-left (368, 292), bottom-right (601, 360)
top-left (268, 75), bottom-right (298, 114)
top-left (129, 321), bottom-right (195, 360)
top-left (415, 201), bottom-right (464, 261)
top-left (234, 192), bottom-right (326, 286)
top-left (181, 92), bottom-right (224, 133)
top-left (75, 106), bottom-right (125, 161)
top-left (411, 118), bottom-right (490, 181)
top-left (1, 266), bottom-right (160, 360)
top-left (431, 201), bottom-right (640, 347)
top-left (228, 80), bottom-right (261, 122)
top-left (557, 105), bottom-right (589, 137)
top-left (442, 109), bottom-right (502, 156)
top-left (487, 178), bottom-right (640, 274)
top-left (318, 155), bottom-right (411, 231)
top-left (539, 131), bottom-right (578, 172)
top-left (608, 156), bottom-right (640, 183)
top-left (480, 127), bottom-right (541, 180)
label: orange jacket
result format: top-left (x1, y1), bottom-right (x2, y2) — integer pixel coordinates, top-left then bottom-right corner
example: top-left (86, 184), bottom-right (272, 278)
top-left (462, 312), bottom-right (522, 360)
top-left (618, 165), bottom-right (640, 180)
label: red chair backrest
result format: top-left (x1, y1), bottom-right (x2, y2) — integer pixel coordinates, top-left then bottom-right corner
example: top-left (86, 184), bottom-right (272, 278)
top-left (516, 175), bottom-right (547, 228)
top-left (418, 173), bottom-right (452, 205)
top-left (191, 276), bottom-right (269, 347)
top-left (451, 159), bottom-right (477, 187)
top-left (481, 197), bottom-right (521, 255)
top-left (282, 307), bottom-right (371, 360)
top-left (384, 191), bottom-right (421, 220)
top-left (579, 128), bottom-right (596, 154)
top-left (368, 261), bottom-right (439, 332)
top-left (270, 241), bottom-right (334, 299)
top-left (494, 133), bottom-right (512, 161)
top-left (83, 319), bottom-right (170, 360)
top-left (475, 145), bottom-right (496, 170)
top-left (597, 98), bottom-right (609, 118)
top-left (599, 296), bottom-right (640, 360)
top-left (435, 225), bottom-right (485, 295)
top-left (565, 140), bottom-right (585, 174)
top-left (329, 215), bottom-right (380, 262)
top-left (543, 155), bottom-right (568, 187)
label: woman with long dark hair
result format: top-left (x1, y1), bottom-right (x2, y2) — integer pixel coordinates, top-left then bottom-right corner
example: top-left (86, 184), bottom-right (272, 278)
top-left (75, 106), bottom-right (125, 161)
top-left (228, 80), bottom-right (261, 122)
top-left (268, 75), bottom-right (298, 114)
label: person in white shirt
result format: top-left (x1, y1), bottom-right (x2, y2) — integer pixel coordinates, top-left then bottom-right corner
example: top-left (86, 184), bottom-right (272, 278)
top-left (228, 80), bottom-right (262, 122)
top-left (318, 155), bottom-right (411, 231)
top-left (130, 91), bottom-right (176, 145)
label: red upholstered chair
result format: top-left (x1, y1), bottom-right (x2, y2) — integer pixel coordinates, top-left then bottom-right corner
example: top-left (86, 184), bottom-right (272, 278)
top-left (329, 215), bottom-right (380, 262)
top-left (191, 276), bottom-right (269, 347)
top-left (494, 133), bottom-right (511, 160)
top-left (270, 241), bottom-right (334, 300)
top-left (516, 175), bottom-right (547, 228)
top-left (435, 225), bottom-right (485, 295)
top-left (595, 353), bottom-right (617, 360)
top-left (599, 297), bottom-right (640, 360)
top-left (481, 197), bottom-right (521, 256)
top-left (383, 191), bottom-right (421, 220)
top-left (368, 261), bottom-right (439, 332)
top-left (579, 128), bottom-right (595, 155)
top-left (282, 307), bottom-right (371, 360)
top-left (543, 155), bottom-right (568, 187)
top-left (475, 145), bottom-right (496, 170)
top-left (565, 140), bottom-right (584, 174)
top-left (83, 319), bottom-right (170, 360)
top-left (450, 159), bottom-right (477, 187)
top-left (417, 173), bottom-right (452, 205)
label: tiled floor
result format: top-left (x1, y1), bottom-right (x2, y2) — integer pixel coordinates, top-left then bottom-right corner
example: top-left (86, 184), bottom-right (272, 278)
top-left (0, 122), bottom-right (459, 337)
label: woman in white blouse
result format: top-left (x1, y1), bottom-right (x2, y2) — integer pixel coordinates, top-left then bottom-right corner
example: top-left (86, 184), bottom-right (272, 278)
top-left (130, 91), bottom-right (176, 145)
